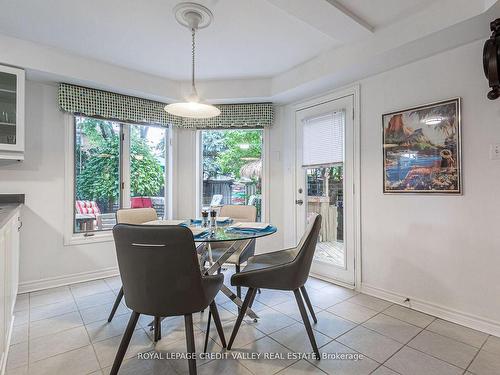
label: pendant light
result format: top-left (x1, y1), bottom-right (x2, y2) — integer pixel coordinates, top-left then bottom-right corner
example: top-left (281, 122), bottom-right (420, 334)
top-left (165, 3), bottom-right (221, 119)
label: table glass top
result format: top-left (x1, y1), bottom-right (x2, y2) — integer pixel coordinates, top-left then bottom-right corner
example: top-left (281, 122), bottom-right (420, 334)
top-left (144, 219), bottom-right (277, 242)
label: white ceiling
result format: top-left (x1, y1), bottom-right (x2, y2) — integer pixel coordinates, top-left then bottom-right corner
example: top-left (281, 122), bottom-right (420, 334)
top-left (0, 0), bottom-right (439, 81)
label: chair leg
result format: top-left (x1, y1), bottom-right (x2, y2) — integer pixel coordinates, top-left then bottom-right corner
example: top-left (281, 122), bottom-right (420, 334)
top-left (154, 316), bottom-right (161, 342)
top-left (203, 310), bottom-right (211, 353)
top-left (300, 286), bottom-right (318, 324)
top-left (235, 264), bottom-right (241, 301)
top-left (294, 289), bottom-right (320, 360)
top-left (227, 288), bottom-right (256, 350)
top-left (184, 314), bottom-right (197, 375)
top-left (110, 311), bottom-right (140, 375)
top-left (209, 301), bottom-right (226, 348)
top-left (108, 286), bottom-right (124, 322)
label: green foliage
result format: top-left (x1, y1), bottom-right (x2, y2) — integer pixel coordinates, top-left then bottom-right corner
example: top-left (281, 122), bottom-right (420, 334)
top-left (75, 118), bottom-right (164, 211)
top-left (202, 129), bottom-right (262, 180)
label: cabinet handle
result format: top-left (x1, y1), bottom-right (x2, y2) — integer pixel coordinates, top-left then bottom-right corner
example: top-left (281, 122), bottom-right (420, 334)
top-left (18, 221), bottom-right (22, 231)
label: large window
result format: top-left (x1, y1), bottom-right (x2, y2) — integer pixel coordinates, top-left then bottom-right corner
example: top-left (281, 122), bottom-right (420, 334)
top-left (73, 116), bottom-right (168, 234)
top-left (200, 129), bottom-right (263, 221)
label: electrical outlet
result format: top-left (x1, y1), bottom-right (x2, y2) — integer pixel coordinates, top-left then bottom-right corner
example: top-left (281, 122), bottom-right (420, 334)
top-left (490, 144), bottom-right (500, 160)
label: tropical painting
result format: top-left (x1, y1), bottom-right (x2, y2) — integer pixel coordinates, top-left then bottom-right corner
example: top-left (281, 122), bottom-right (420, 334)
top-left (383, 98), bottom-right (461, 194)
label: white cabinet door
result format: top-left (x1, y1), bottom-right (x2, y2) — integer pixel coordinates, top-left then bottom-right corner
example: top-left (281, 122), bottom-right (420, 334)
top-left (0, 227), bottom-right (5, 369)
top-left (0, 65), bottom-right (25, 158)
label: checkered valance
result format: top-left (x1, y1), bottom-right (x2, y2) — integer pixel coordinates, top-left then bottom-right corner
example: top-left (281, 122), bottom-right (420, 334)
top-left (58, 83), bottom-right (273, 129)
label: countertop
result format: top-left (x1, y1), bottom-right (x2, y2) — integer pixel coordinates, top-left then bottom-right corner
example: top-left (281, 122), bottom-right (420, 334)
top-left (0, 203), bottom-right (22, 229)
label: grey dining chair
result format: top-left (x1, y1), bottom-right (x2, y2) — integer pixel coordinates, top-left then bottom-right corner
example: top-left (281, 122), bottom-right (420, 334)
top-left (209, 205), bottom-right (257, 301)
top-left (110, 224), bottom-right (226, 375)
top-left (108, 208), bottom-right (157, 323)
top-left (226, 214), bottom-right (322, 359)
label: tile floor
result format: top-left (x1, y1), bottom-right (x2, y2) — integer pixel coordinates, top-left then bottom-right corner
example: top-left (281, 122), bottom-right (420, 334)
top-left (6, 269), bottom-right (500, 375)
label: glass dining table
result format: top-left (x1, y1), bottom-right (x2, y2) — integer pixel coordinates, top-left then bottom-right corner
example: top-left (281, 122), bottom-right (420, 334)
top-left (145, 219), bottom-right (278, 320)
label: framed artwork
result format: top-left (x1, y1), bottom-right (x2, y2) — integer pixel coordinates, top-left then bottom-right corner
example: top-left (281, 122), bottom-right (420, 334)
top-left (382, 98), bottom-right (462, 194)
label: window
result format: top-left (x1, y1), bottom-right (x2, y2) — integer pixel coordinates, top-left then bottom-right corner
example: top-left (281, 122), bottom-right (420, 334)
top-left (73, 116), bottom-right (168, 235)
top-left (200, 129), bottom-right (264, 221)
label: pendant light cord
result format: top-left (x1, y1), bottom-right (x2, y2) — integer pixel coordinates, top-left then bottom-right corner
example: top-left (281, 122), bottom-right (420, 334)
top-left (191, 27), bottom-right (196, 91)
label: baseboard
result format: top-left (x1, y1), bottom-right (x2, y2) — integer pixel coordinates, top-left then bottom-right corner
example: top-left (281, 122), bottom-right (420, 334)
top-left (361, 283), bottom-right (500, 337)
top-left (18, 267), bottom-right (119, 294)
top-left (1, 316), bottom-right (15, 375)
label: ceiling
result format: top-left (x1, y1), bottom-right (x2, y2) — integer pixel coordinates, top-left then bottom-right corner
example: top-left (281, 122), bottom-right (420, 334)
top-left (0, 0), bottom-right (440, 81)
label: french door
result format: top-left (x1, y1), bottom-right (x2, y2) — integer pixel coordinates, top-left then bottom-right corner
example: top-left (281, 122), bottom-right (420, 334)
top-left (295, 95), bottom-right (355, 286)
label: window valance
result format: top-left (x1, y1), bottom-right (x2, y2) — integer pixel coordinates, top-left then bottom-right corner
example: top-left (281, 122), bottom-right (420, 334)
top-left (58, 83), bottom-right (273, 129)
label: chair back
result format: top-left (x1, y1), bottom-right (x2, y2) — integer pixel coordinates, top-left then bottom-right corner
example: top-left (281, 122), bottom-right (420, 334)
top-left (116, 208), bottom-right (157, 224)
top-left (220, 205), bottom-right (257, 222)
top-left (289, 213), bottom-right (322, 288)
top-left (112, 224), bottom-right (209, 316)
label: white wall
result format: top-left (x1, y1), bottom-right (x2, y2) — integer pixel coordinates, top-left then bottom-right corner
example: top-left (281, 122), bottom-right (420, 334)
top-left (359, 39), bottom-right (500, 332)
top-left (0, 82), bottom-right (118, 291)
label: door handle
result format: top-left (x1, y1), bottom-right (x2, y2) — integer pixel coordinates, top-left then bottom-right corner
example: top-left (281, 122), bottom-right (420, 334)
top-left (295, 199), bottom-right (304, 206)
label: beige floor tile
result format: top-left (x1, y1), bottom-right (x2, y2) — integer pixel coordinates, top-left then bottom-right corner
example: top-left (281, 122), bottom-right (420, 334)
top-left (29, 311), bottom-right (83, 339)
top-left (385, 346), bottom-right (463, 375)
top-left (74, 291), bottom-right (118, 311)
top-left (305, 277), bottom-right (334, 291)
top-left (6, 342), bottom-right (29, 370)
top-left (149, 316), bottom-right (201, 344)
top-left (482, 335), bottom-right (500, 355)
top-left (236, 336), bottom-right (295, 374)
top-left (244, 306), bottom-right (297, 334)
top-left (269, 322), bottom-right (332, 354)
top-left (327, 301), bottom-right (379, 324)
top-left (309, 340), bottom-right (379, 375)
top-left (29, 287), bottom-right (74, 308)
top-left (221, 298), bottom-right (268, 315)
top-left (29, 325), bottom-right (90, 363)
top-left (86, 314), bottom-right (132, 343)
top-left (198, 358), bottom-right (253, 375)
top-left (371, 365), bottom-right (400, 375)
top-left (211, 320), bottom-right (265, 349)
top-left (305, 288), bottom-right (345, 310)
top-left (70, 280), bottom-right (112, 299)
top-left (468, 349), bottom-right (500, 375)
top-left (254, 290), bottom-right (293, 307)
top-left (347, 294), bottom-right (392, 312)
top-left (101, 353), bottom-right (174, 375)
top-left (29, 345), bottom-right (100, 375)
top-left (103, 276), bottom-right (122, 290)
top-left (337, 325), bottom-right (403, 363)
top-left (5, 365), bottom-right (28, 375)
top-left (426, 319), bottom-right (488, 348)
top-left (13, 310), bottom-right (29, 327)
top-left (276, 360), bottom-right (326, 374)
top-left (408, 330), bottom-right (478, 369)
top-left (93, 328), bottom-right (154, 368)
top-left (30, 300), bottom-right (78, 322)
top-left (10, 324), bottom-right (28, 345)
top-left (363, 313), bottom-right (422, 343)
top-left (80, 303), bottom-right (129, 325)
top-left (14, 294), bottom-right (29, 312)
top-left (271, 300), bottom-right (309, 322)
top-left (192, 305), bottom-right (236, 329)
top-left (382, 305), bottom-right (435, 328)
top-left (155, 330), bottom-right (221, 374)
top-left (312, 310), bottom-right (356, 339)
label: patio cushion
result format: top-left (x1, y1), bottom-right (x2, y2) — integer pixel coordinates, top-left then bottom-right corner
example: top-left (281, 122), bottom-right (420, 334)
top-left (75, 200), bottom-right (101, 215)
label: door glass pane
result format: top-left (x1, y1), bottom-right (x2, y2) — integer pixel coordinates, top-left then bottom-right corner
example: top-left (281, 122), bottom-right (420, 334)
top-left (0, 72), bottom-right (17, 145)
top-left (129, 124), bottom-right (166, 218)
top-left (306, 165), bottom-right (345, 267)
top-left (74, 117), bottom-right (120, 233)
top-left (201, 129), bottom-right (263, 221)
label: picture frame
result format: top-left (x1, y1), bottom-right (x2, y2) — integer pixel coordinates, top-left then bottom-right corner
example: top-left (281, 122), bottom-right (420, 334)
top-left (382, 98), bottom-right (462, 194)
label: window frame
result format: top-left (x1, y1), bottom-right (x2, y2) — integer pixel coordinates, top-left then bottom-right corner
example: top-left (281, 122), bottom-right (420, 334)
top-left (195, 127), bottom-right (269, 222)
top-left (64, 114), bottom-right (171, 245)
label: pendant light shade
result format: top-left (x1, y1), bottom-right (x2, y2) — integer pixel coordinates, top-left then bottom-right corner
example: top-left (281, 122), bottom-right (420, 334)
top-left (165, 3), bottom-right (220, 119)
top-left (164, 102), bottom-right (221, 118)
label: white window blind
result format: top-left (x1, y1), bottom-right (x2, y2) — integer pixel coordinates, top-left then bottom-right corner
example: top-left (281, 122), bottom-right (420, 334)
top-left (302, 111), bottom-right (344, 167)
